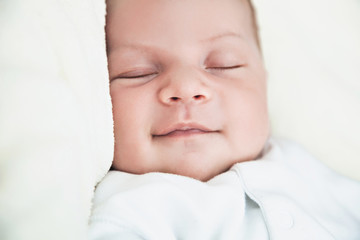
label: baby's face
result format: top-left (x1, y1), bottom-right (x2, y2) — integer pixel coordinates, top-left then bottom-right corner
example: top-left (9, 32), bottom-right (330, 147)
top-left (106, 0), bottom-right (269, 181)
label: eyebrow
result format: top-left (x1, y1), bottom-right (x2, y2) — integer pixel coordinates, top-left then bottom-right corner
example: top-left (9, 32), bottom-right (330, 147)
top-left (107, 42), bottom-right (154, 55)
top-left (200, 31), bottom-right (244, 43)
top-left (108, 31), bottom-right (244, 54)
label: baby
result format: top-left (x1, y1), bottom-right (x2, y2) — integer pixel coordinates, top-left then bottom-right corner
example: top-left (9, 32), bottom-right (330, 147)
top-left (89, 0), bottom-right (360, 239)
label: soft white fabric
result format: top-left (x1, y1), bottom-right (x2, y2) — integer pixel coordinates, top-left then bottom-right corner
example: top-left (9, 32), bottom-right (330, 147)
top-left (89, 139), bottom-right (360, 239)
top-left (253, 0), bottom-right (360, 180)
top-left (89, 168), bottom-right (267, 240)
top-left (234, 139), bottom-right (360, 239)
top-left (0, 0), bottom-right (113, 239)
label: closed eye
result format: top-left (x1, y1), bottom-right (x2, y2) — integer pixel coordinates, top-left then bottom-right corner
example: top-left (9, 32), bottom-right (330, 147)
top-left (116, 73), bottom-right (157, 79)
top-left (111, 72), bottom-right (158, 82)
top-left (206, 65), bottom-right (243, 71)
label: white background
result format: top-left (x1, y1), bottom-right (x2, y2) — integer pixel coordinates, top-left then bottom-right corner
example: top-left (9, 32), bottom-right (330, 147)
top-left (254, 0), bottom-right (360, 180)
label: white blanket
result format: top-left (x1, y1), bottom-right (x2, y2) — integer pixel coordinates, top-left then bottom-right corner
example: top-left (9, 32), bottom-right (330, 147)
top-left (0, 0), bottom-right (113, 239)
top-left (89, 139), bottom-right (360, 239)
top-left (253, 0), bottom-right (360, 179)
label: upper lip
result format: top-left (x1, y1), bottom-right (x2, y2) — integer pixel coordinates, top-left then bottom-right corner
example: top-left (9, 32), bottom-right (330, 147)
top-left (152, 122), bottom-right (217, 137)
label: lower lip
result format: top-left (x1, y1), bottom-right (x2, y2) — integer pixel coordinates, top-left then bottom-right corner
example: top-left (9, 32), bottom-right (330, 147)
top-left (154, 129), bottom-right (212, 138)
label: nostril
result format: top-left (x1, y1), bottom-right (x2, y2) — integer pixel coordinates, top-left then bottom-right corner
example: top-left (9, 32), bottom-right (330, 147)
top-left (170, 97), bottom-right (180, 101)
top-left (166, 95), bottom-right (206, 103)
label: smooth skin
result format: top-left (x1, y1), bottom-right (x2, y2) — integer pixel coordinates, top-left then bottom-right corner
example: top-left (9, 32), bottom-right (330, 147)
top-left (106, 0), bottom-right (269, 181)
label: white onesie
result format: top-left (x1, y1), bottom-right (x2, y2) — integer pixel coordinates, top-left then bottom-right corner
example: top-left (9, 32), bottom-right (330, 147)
top-left (89, 139), bottom-right (360, 239)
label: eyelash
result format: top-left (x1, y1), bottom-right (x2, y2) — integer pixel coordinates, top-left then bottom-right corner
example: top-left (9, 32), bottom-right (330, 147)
top-left (115, 72), bottom-right (157, 80)
top-left (113, 64), bottom-right (243, 81)
top-left (206, 65), bottom-right (243, 71)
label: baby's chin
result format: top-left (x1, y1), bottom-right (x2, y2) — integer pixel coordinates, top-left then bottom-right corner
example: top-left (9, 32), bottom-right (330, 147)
top-left (171, 163), bottom-right (233, 182)
top-left (113, 159), bottom-right (245, 182)
top-left (162, 149), bottom-right (263, 181)
top-left (177, 169), bottom-right (229, 182)
top-left (172, 158), bottom-right (255, 182)
top-left (112, 149), bottom-right (263, 182)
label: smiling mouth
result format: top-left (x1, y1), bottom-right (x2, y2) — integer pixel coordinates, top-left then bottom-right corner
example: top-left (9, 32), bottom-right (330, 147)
top-left (154, 128), bottom-right (213, 138)
top-left (152, 124), bottom-right (219, 138)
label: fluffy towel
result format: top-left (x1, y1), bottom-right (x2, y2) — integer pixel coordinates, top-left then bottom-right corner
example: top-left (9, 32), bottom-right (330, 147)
top-left (0, 0), bottom-right (113, 239)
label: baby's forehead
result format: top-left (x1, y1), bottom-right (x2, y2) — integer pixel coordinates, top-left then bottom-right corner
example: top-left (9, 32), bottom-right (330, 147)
top-left (106, 0), bottom-right (259, 50)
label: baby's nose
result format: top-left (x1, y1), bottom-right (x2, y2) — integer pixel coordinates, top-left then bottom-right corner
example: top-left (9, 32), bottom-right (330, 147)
top-left (158, 68), bottom-right (212, 105)
top-left (164, 93), bottom-right (207, 104)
